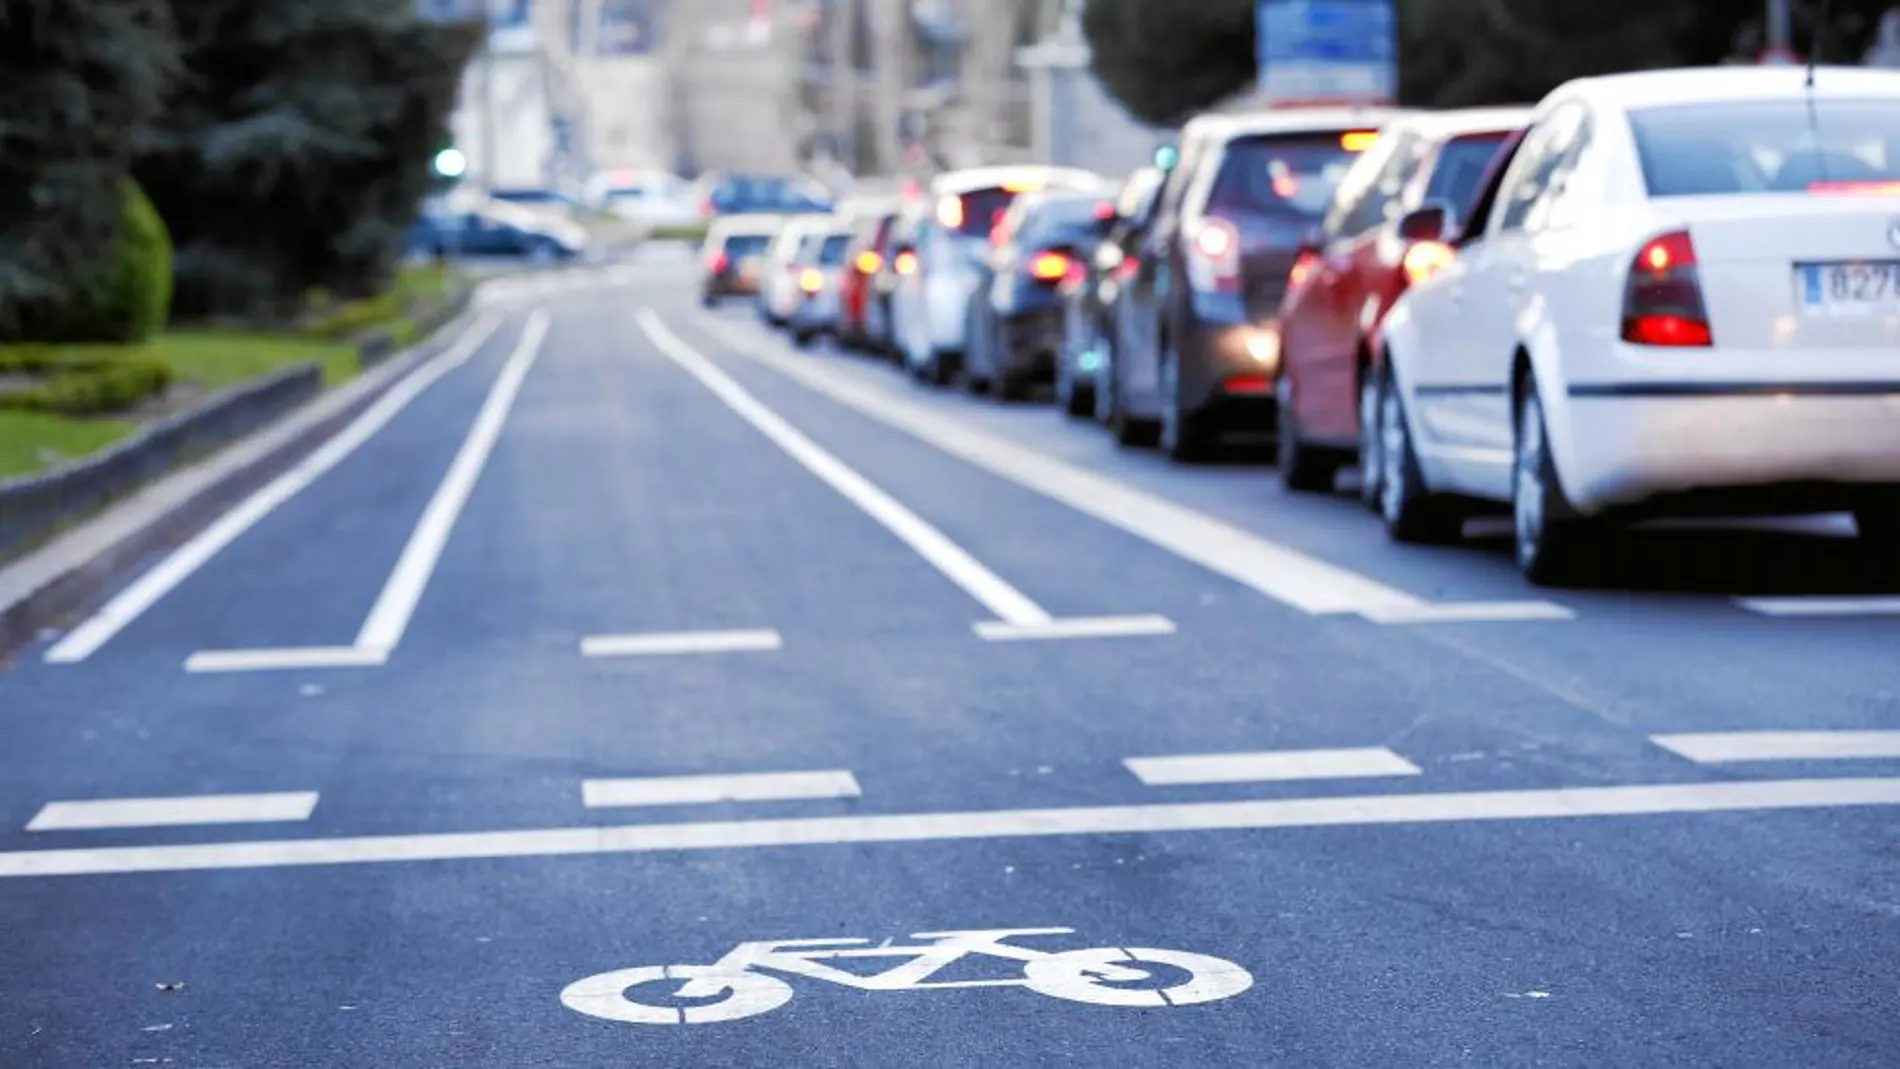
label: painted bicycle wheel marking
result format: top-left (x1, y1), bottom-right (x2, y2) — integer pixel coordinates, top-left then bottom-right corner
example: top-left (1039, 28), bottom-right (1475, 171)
top-left (560, 927), bottom-right (1254, 1025)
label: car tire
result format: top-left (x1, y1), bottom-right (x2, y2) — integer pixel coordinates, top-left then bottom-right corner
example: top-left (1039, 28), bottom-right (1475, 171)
top-left (1512, 382), bottom-right (1597, 586)
top-left (791, 329), bottom-right (817, 349)
top-left (1277, 375), bottom-right (1340, 493)
top-left (1159, 342), bottom-right (1213, 463)
top-left (1378, 364), bottom-right (1464, 545)
top-left (1357, 369), bottom-right (1385, 510)
top-left (1060, 369), bottom-right (1095, 418)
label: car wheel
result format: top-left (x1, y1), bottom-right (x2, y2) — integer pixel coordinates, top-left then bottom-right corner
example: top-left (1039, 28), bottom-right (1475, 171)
top-left (1512, 382), bottom-right (1596, 586)
top-left (1060, 360), bottom-right (1094, 418)
top-left (791, 329), bottom-right (816, 349)
top-left (1277, 375), bottom-right (1339, 493)
top-left (1357, 369), bottom-right (1384, 510)
top-left (1378, 365), bottom-right (1464, 545)
top-left (1159, 342), bottom-right (1212, 463)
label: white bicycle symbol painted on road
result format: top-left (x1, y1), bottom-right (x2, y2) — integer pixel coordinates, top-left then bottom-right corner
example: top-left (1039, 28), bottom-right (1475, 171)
top-left (561, 927), bottom-right (1254, 1025)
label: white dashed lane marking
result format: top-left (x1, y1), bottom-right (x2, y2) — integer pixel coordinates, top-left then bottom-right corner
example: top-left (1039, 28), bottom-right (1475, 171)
top-left (1125, 748), bottom-right (1423, 786)
top-left (581, 771), bottom-right (862, 808)
top-left (26, 792), bottom-right (319, 832)
top-left (1654, 730), bottom-right (1900, 764)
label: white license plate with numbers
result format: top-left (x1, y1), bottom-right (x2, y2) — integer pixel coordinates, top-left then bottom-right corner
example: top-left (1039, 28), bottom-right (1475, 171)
top-left (1797, 261), bottom-right (1900, 314)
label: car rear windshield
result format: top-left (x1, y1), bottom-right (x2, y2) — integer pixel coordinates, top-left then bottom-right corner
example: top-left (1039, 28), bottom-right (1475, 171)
top-left (721, 234), bottom-right (772, 258)
top-left (1423, 132), bottom-right (1512, 210)
top-left (1630, 99), bottom-right (1900, 196)
top-left (1206, 132), bottom-right (1374, 218)
top-left (1021, 198), bottom-right (1107, 246)
top-left (817, 234), bottom-right (851, 265)
top-left (948, 187), bottom-right (1023, 238)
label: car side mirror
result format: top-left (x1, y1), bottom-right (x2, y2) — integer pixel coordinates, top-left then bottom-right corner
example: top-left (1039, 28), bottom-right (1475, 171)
top-left (1396, 202), bottom-right (1451, 243)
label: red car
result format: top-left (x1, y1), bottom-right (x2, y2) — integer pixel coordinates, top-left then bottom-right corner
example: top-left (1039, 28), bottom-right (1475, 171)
top-left (836, 199), bottom-right (903, 352)
top-left (1274, 106), bottom-right (1532, 496)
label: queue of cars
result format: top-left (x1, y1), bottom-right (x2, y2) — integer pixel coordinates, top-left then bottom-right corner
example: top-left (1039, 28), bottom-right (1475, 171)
top-left (703, 65), bottom-right (1900, 587)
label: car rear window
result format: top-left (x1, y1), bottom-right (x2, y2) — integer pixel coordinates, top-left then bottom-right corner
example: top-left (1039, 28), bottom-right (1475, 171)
top-left (721, 234), bottom-right (771, 258)
top-left (1422, 132), bottom-right (1512, 210)
top-left (947, 187), bottom-right (1022, 238)
top-left (818, 234), bottom-right (851, 265)
top-left (1206, 132), bottom-right (1375, 217)
top-left (1021, 197), bottom-right (1108, 246)
top-left (1630, 99), bottom-right (1900, 196)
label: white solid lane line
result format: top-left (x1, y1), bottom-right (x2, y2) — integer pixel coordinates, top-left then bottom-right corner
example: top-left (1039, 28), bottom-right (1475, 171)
top-left (1125, 748), bottom-right (1423, 786)
top-left (1735, 596), bottom-right (1900, 617)
top-left (580, 629), bottom-right (783, 657)
top-left (692, 313), bottom-right (1571, 625)
top-left (3, 778), bottom-right (1897, 879)
top-left (581, 770), bottom-right (861, 808)
top-left (44, 315), bottom-right (505, 664)
top-left (974, 614), bottom-right (1177, 642)
top-left (184, 646), bottom-right (387, 674)
top-left (183, 309), bottom-right (552, 673)
top-left (26, 791), bottom-right (318, 832)
top-left (637, 310), bottom-right (1055, 627)
top-left (1653, 730), bottom-right (1900, 764)
top-left (355, 309), bottom-right (551, 652)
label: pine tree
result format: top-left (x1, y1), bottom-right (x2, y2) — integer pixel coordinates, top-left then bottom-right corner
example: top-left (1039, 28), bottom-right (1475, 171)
top-left (135, 1), bottom-right (483, 317)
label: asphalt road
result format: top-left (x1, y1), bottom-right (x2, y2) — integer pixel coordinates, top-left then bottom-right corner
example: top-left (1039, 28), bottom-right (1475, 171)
top-left (4, 267), bottom-right (1900, 1067)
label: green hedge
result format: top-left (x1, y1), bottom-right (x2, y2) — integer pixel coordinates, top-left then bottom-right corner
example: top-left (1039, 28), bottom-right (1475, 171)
top-left (0, 356), bottom-right (172, 417)
top-left (31, 180), bottom-right (175, 345)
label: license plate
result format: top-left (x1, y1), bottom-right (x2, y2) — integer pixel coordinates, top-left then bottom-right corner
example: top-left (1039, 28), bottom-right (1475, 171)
top-left (1797, 260), bottom-right (1900, 313)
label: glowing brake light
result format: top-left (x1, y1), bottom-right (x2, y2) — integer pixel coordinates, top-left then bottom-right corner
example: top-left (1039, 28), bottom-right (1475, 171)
top-left (1401, 240), bottom-right (1455, 286)
top-left (707, 250), bottom-right (729, 274)
top-left (936, 195), bottom-right (964, 229)
top-left (799, 268), bottom-right (824, 294)
top-left (855, 250), bottom-right (883, 274)
top-left (1621, 230), bottom-right (1712, 348)
top-left (1028, 251), bottom-right (1071, 282)
top-left (1187, 219), bottom-right (1242, 292)
top-left (1003, 178), bottom-right (1043, 193)
top-left (894, 250), bottom-right (919, 276)
top-left (1287, 250), bottom-right (1319, 290)
top-left (1094, 200), bottom-right (1116, 221)
top-left (1340, 130), bottom-right (1379, 152)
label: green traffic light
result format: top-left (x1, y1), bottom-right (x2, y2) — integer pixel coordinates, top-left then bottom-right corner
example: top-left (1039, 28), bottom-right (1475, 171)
top-left (1154, 144), bottom-right (1179, 171)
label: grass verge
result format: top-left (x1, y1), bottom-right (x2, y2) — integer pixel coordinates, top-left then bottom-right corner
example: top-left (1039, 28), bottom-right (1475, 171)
top-left (0, 411), bottom-right (135, 480)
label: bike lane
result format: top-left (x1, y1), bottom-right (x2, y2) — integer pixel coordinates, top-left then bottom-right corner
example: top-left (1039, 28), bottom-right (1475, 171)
top-left (5, 800), bottom-right (1899, 1066)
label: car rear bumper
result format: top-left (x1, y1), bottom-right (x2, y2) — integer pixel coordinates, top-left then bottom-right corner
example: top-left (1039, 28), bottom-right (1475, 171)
top-left (1180, 317), bottom-right (1284, 419)
top-left (1560, 388), bottom-right (1900, 513)
top-left (996, 308), bottom-right (1064, 377)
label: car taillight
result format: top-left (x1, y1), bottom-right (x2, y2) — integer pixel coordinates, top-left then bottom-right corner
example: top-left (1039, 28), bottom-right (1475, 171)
top-left (1113, 254), bottom-right (1141, 282)
top-left (937, 195), bottom-right (964, 229)
top-left (1621, 230), bottom-right (1711, 347)
top-left (1028, 251), bottom-right (1071, 283)
top-left (856, 250), bottom-right (883, 275)
top-left (1186, 219), bottom-right (1242, 292)
top-left (894, 250), bottom-right (919, 276)
top-left (799, 268), bottom-right (824, 294)
top-left (707, 251), bottom-right (729, 274)
top-left (1286, 250), bottom-right (1319, 291)
top-left (1401, 241), bottom-right (1455, 286)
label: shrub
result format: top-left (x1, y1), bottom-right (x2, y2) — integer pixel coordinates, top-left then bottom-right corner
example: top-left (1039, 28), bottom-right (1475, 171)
top-left (0, 356), bottom-right (172, 417)
top-left (0, 0), bottom-right (177, 341)
top-left (39, 181), bottom-right (175, 345)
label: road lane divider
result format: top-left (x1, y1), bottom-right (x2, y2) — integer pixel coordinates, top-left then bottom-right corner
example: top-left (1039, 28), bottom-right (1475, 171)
top-left (183, 309), bottom-right (552, 674)
top-left (1125, 748), bottom-right (1422, 786)
top-left (2, 777), bottom-right (1896, 879)
top-left (689, 313), bottom-right (1572, 627)
top-left (1653, 730), bottom-right (1900, 764)
top-left (581, 629), bottom-right (783, 658)
top-left (581, 771), bottom-right (861, 808)
top-left (636, 310), bottom-right (1172, 644)
top-left (25, 791), bottom-right (318, 832)
top-left (1734, 596), bottom-right (1900, 618)
top-left (43, 315), bottom-right (506, 664)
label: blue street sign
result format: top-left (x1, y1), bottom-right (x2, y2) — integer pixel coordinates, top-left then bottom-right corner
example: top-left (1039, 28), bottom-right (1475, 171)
top-left (1256, 0), bottom-right (1397, 105)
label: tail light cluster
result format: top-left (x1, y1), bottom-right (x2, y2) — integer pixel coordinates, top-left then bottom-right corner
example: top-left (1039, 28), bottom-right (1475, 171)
top-left (855, 250), bottom-right (883, 275)
top-left (798, 268), bottom-right (824, 295)
top-left (1186, 219), bottom-right (1242, 292)
top-left (1401, 241), bottom-right (1455, 286)
top-left (894, 250), bottom-right (919, 276)
top-left (1621, 230), bottom-right (1711, 347)
top-left (706, 250), bottom-right (729, 275)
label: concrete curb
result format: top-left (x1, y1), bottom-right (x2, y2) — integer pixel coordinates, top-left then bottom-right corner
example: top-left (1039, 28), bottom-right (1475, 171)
top-left (0, 298), bottom-right (489, 660)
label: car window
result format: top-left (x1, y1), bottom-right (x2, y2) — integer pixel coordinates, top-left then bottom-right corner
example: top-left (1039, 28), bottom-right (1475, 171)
top-left (1421, 132), bottom-right (1513, 216)
top-left (722, 234), bottom-right (772, 258)
top-left (1628, 98), bottom-right (1900, 196)
top-left (1523, 113), bottom-right (1593, 231)
top-left (1206, 131), bottom-right (1379, 220)
top-left (1336, 131), bottom-right (1421, 237)
top-left (1494, 104), bottom-right (1586, 233)
top-left (818, 234), bottom-right (851, 265)
top-left (1021, 197), bottom-right (1106, 247)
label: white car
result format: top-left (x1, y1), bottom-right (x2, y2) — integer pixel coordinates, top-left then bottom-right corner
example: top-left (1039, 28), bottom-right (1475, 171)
top-left (890, 166), bottom-right (1111, 385)
top-left (786, 227), bottom-right (854, 347)
top-left (758, 216), bottom-right (843, 327)
top-left (591, 170), bottom-right (701, 228)
top-left (1374, 65), bottom-right (1900, 584)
